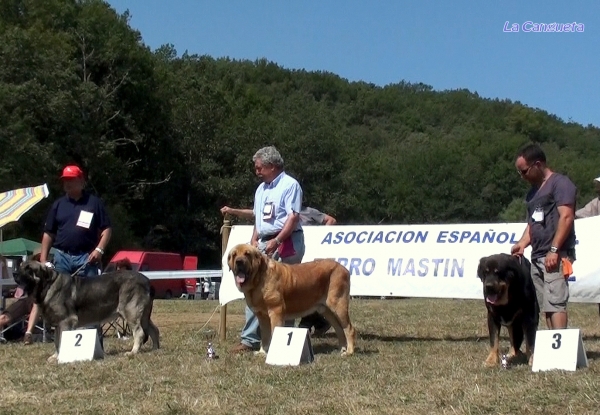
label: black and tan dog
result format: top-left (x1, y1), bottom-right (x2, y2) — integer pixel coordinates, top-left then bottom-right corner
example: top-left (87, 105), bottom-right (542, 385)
top-left (477, 253), bottom-right (539, 367)
top-left (16, 260), bottom-right (160, 362)
top-left (227, 243), bottom-right (356, 356)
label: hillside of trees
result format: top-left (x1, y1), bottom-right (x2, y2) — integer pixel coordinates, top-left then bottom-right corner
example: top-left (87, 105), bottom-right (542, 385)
top-left (1, 0), bottom-right (599, 267)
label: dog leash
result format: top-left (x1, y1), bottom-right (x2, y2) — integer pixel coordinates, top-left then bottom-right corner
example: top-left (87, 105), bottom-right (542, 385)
top-left (198, 305), bottom-right (221, 333)
top-left (70, 262), bottom-right (89, 277)
top-left (45, 259), bottom-right (92, 277)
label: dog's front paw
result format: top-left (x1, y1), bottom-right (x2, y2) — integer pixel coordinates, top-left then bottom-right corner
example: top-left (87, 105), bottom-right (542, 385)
top-left (484, 352), bottom-right (499, 367)
top-left (340, 347), bottom-right (349, 357)
top-left (124, 351), bottom-right (136, 359)
top-left (47, 353), bottom-right (58, 364)
top-left (254, 346), bottom-right (267, 357)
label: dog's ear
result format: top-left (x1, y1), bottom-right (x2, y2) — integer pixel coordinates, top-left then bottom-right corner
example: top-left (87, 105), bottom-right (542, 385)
top-left (503, 258), bottom-right (523, 281)
top-left (250, 245), bottom-right (266, 274)
top-left (476, 258), bottom-right (487, 281)
top-left (17, 261), bottom-right (41, 285)
top-left (28, 260), bottom-right (47, 282)
top-left (227, 248), bottom-right (236, 272)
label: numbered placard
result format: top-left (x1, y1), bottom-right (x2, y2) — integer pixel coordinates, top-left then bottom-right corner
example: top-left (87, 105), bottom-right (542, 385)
top-left (58, 328), bottom-right (104, 364)
top-left (531, 328), bottom-right (588, 372)
top-left (265, 327), bottom-right (314, 366)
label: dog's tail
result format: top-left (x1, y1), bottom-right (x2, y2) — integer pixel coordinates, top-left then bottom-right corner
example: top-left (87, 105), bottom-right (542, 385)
top-left (143, 285), bottom-right (156, 345)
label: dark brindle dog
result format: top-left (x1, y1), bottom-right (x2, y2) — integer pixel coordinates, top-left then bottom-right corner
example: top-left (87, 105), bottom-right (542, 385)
top-left (16, 260), bottom-right (160, 362)
top-left (477, 253), bottom-right (539, 367)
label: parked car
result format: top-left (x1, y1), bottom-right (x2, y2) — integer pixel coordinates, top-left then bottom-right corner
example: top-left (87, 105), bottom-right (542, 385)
top-left (104, 251), bottom-right (198, 299)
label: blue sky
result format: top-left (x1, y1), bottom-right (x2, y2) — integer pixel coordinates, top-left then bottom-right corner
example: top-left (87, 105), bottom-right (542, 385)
top-left (108, 0), bottom-right (599, 127)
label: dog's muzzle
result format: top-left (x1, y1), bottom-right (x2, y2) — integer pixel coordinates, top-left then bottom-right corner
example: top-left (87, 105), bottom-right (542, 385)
top-left (484, 281), bottom-right (504, 305)
top-left (234, 258), bottom-right (249, 287)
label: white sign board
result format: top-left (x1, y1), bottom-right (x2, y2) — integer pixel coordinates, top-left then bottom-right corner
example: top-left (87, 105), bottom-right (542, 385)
top-left (531, 329), bottom-right (588, 372)
top-left (58, 328), bottom-right (104, 364)
top-left (219, 216), bottom-right (600, 305)
top-left (265, 327), bottom-right (314, 366)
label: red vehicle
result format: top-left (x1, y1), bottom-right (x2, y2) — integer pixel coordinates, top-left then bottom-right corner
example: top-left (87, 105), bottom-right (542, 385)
top-left (104, 251), bottom-right (198, 299)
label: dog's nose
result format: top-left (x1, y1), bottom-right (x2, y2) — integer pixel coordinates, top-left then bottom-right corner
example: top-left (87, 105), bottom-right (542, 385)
top-left (484, 283), bottom-right (497, 292)
top-left (235, 258), bottom-right (244, 265)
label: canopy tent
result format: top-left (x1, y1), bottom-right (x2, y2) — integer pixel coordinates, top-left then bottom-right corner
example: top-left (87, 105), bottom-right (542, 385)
top-left (0, 237), bottom-right (57, 257)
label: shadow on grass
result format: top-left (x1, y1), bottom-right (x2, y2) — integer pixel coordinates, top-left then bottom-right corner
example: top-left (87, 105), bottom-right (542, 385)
top-left (312, 342), bottom-right (380, 356)
top-left (584, 350), bottom-right (600, 361)
top-left (343, 332), bottom-right (486, 343)
top-left (582, 334), bottom-right (600, 341)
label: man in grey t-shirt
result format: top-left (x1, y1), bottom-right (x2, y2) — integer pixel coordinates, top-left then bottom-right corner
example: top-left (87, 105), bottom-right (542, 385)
top-left (299, 207), bottom-right (337, 226)
top-left (511, 144), bottom-right (577, 330)
top-left (575, 176), bottom-right (600, 219)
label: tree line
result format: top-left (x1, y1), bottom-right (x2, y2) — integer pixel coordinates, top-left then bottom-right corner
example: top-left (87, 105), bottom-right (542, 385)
top-left (1, 0), bottom-right (599, 267)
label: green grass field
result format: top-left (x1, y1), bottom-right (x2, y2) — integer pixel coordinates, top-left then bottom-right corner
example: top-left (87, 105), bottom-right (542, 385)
top-left (1, 298), bottom-right (600, 415)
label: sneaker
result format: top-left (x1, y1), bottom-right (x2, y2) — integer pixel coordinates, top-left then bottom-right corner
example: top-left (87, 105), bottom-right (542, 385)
top-left (23, 332), bottom-right (33, 345)
top-left (230, 343), bottom-right (257, 354)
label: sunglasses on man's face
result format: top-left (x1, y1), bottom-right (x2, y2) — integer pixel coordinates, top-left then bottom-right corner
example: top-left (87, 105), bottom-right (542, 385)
top-left (518, 161), bottom-right (539, 177)
top-left (518, 165), bottom-right (533, 176)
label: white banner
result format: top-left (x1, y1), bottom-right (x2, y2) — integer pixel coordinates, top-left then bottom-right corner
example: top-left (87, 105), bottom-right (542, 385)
top-left (219, 216), bottom-right (600, 306)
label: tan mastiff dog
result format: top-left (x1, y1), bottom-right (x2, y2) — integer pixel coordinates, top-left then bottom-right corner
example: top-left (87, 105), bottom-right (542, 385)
top-left (227, 243), bottom-right (356, 356)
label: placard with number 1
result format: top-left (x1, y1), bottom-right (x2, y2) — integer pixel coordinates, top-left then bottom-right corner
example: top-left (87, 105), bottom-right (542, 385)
top-left (266, 327), bottom-right (314, 366)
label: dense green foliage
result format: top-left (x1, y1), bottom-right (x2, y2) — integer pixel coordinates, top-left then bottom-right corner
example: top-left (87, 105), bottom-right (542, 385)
top-left (1, 0), bottom-right (599, 266)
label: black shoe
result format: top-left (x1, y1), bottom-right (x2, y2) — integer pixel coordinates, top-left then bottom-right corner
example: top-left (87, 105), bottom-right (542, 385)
top-left (312, 322), bottom-right (331, 337)
top-left (298, 318), bottom-right (312, 329)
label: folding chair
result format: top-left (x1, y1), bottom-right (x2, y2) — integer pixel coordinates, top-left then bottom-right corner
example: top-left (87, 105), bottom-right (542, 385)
top-left (102, 317), bottom-right (132, 339)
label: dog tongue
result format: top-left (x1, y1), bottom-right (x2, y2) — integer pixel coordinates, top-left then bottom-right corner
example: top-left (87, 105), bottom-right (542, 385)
top-left (235, 273), bottom-right (246, 285)
top-left (486, 294), bottom-right (498, 304)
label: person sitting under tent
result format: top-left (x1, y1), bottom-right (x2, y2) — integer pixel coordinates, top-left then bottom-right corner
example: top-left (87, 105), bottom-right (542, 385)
top-left (0, 287), bottom-right (34, 343)
top-left (0, 252), bottom-right (40, 343)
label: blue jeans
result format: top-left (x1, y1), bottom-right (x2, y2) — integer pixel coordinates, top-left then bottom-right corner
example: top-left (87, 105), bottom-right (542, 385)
top-left (53, 251), bottom-right (100, 277)
top-left (53, 250), bottom-right (103, 349)
top-left (240, 231), bottom-right (305, 348)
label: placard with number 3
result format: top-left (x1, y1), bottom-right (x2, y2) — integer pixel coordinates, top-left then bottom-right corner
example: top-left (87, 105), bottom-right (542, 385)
top-left (531, 329), bottom-right (588, 372)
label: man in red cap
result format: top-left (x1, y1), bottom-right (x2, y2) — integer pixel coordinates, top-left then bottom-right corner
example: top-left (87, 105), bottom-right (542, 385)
top-left (23, 165), bottom-right (113, 347)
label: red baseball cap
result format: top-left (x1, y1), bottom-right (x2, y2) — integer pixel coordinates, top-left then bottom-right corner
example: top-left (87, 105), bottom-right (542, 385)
top-left (60, 165), bottom-right (84, 179)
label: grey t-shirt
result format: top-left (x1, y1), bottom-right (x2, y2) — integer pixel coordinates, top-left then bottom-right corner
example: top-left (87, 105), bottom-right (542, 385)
top-left (300, 207), bottom-right (326, 226)
top-left (526, 173), bottom-right (577, 259)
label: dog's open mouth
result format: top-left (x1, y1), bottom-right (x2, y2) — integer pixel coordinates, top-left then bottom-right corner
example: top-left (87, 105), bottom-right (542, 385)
top-left (235, 272), bottom-right (247, 286)
top-left (235, 271), bottom-right (247, 287)
top-left (486, 293), bottom-right (499, 304)
top-left (485, 285), bottom-right (506, 305)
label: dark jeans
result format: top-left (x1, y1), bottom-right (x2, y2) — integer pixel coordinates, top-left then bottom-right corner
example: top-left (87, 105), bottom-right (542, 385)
top-left (299, 313), bottom-right (330, 331)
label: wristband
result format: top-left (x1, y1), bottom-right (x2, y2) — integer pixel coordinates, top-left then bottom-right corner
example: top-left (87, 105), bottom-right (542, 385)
top-left (275, 237), bottom-right (282, 246)
top-left (44, 262), bottom-right (54, 269)
top-left (95, 247), bottom-right (105, 255)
